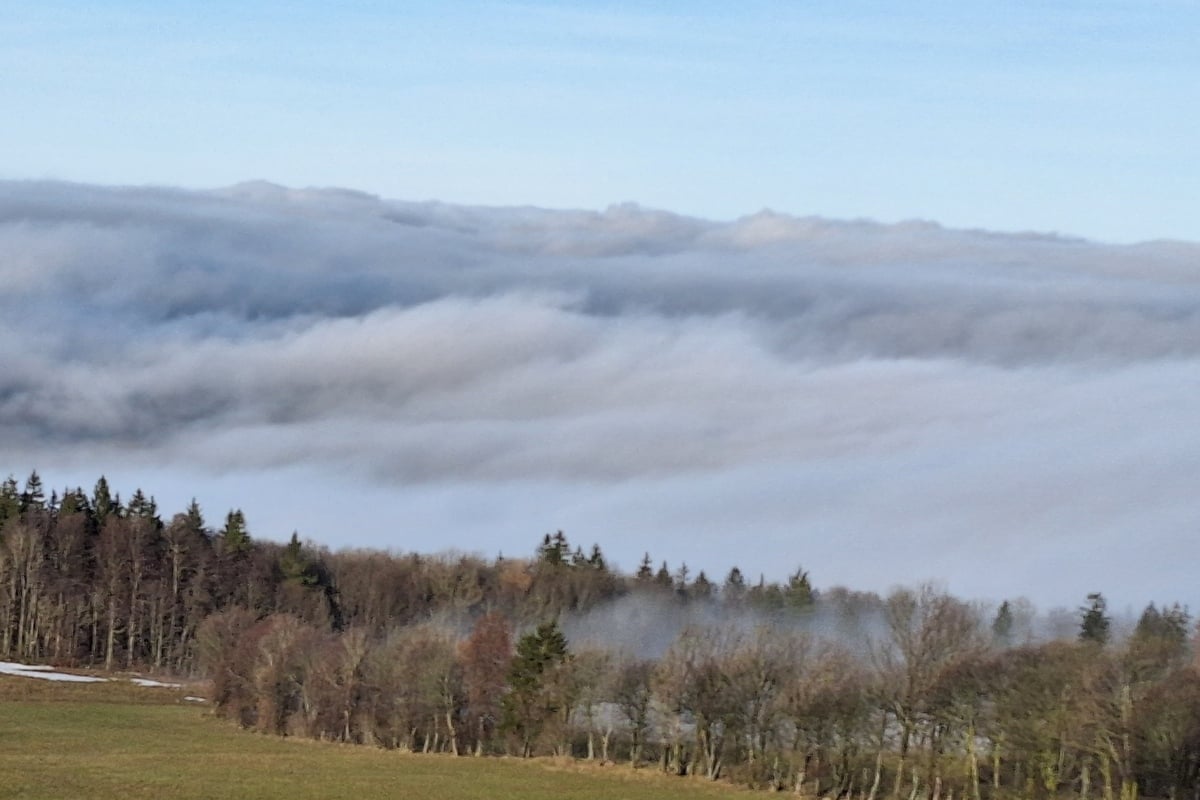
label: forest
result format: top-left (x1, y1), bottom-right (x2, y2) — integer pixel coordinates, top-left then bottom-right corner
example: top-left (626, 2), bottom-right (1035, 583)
top-left (1, 470), bottom-right (1197, 800)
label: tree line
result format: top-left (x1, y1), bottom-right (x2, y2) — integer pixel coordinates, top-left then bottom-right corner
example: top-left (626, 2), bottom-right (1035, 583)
top-left (1, 471), bottom-right (1198, 799)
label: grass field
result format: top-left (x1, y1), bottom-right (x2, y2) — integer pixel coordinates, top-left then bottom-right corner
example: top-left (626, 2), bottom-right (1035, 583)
top-left (0, 676), bottom-right (746, 800)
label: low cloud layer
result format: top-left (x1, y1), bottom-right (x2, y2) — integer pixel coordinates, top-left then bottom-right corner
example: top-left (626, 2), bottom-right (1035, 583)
top-left (2, 180), bottom-right (1197, 611)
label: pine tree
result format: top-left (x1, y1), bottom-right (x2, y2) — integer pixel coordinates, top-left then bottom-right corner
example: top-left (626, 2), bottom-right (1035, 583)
top-left (92, 476), bottom-right (114, 525)
top-left (126, 488), bottom-right (160, 526)
top-left (221, 509), bottom-right (252, 555)
top-left (502, 620), bottom-right (572, 756)
top-left (724, 566), bottom-right (746, 603)
top-left (184, 498), bottom-right (206, 536)
top-left (0, 476), bottom-right (20, 526)
top-left (586, 543), bottom-right (607, 572)
top-left (674, 563), bottom-right (690, 599)
top-left (537, 531), bottom-right (569, 567)
top-left (992, 599), bottom-right (1014, 645)
top-left (784, 566), bottom-right (815, 610)
top-left (635, 552), bottom-right (654, 582)
top-left (58, 487), bottom-right (91, 518)
top-left (1079, 592), bottom-right (1111, 645)
top-left (20, 470), bottom-right (45, 512)
top-left (279, 532), bottom-right (318, 586)
top-left (1129, 602), bottom-right (1191, 675)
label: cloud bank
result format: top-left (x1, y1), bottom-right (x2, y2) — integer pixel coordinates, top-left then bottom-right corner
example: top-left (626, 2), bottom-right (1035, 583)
top-left (2, 180), bottom-right (1197, 610)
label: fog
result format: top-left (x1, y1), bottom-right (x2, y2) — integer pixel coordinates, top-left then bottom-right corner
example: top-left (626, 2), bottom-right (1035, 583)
top-left (2, 180), bottom-right (1197, 612)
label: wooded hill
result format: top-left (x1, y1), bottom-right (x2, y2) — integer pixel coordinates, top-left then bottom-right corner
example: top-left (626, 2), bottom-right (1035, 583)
top-left (1, 470), bottom-right (1198, 799)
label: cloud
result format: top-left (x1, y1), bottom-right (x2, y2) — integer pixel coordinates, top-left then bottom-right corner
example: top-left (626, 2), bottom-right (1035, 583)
top-left (2, 180), bottom-right (1198, 610)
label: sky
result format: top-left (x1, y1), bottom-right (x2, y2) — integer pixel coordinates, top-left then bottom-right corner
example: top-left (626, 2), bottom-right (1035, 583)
top-left (1, 3), bottom-right (1198, 614)
top-left (2, 1), bottom-right (1199, 242)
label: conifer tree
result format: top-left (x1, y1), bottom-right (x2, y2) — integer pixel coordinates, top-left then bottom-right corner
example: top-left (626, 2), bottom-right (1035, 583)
top-left (992, 599), bottom-right (1014, 645)
top-left (92, 476), bottom-right (114, 525)
top-left (674, 563), bottom-right (690, 599)
top-left (184, 498), bottom-right (206, 536)
top-left (784, 566), bottom-right (815, 609)
top-left (20, 470), bottom-right (44, 512)
top-left (221, 509), bottom-right (252, 555)
top-left (1129, 602), bottom-right (1191, 675)
top-left (635, 552), bottom-right (654, 582)
top-left (279, 532), bottom-right (318, 586)
top-left (1079, 592), bottom-right (1110, 645)
top-left (587, 543), bottom-right (607, 571)
top-left (126, 488), bottom-right (160, 526)
top-left (502, 620), bottom-right (572, 756)
top-left (724, 566), bottom-right (746, 602)
top-left (0, 476), bottom-right (20, 526)
top-left (57, 487), bottom-right (91, 518)
top-left (537, 531), bottom-right (569, 566)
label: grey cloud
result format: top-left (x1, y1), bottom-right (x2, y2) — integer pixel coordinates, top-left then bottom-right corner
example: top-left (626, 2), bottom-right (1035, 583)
top-left (3, 180), bottom-right (1199, 461)
top-left (2, 180), bottom-right (1198, 609)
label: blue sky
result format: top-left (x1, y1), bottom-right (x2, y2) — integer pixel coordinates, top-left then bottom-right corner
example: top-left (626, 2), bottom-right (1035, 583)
top-left (4, 1), bottom-right (1197, 242)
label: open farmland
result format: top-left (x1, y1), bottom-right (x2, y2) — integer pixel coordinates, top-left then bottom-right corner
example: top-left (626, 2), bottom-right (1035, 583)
top-left (0, 676), bottom-right (746, 800)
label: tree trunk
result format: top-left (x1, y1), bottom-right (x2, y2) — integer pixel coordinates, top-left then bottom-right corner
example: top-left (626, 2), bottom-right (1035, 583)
top-left (966, 720), bottom-right (981, 800)
top-left (104, 598), bottom-right (118, 671)
top-left (866, 749), bottom-right (884, 800)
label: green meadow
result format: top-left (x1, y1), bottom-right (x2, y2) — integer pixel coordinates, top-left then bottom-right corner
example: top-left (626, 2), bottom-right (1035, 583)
top-left (0, 677), bottom-right (744, 800)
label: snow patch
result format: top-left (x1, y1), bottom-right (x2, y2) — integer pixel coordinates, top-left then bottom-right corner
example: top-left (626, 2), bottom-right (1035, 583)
top-left (184, 695), bottom-right (207, 703)
top-left (129, 677), bottom-right (182, 689)
top-left (0, 661), bottom-right (107, 683)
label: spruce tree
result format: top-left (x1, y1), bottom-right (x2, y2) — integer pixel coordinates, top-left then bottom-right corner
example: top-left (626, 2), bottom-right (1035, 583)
top-left (126, 488), bottom-right (160, 526)
top-left (92, 476), bottom-right (114, 525)
top-left (537, 531), bottom-right (569, 566)
top-left (280, 532), bottom-right (318, 586)
top-left (0, 476), bottom-right (20, 526)
top-left (221, 509), bottom-right (252, 555)
top-left (587, 543), bottom-right (607, 571)
top-left (1129, 602), bottom-right (1191, 674)
top-left (635, 552), bottom-right (654, 582)
top-left (20, 470), bottom-right (45, 512)
top-left (724, 566), bottom-right (746, 603)
top-left (1079, 592), bottom-right (1111, 645)
top-left (58, 487), bottom-right (91, 518)
top-left (502, 620), bottom-right (572, 756)
top-left (784, 566), bottom-right (815, 609)
top-left (184, 498), bottom-right (206, 537)
top-left (992, 600), bottom-right (1014, 645)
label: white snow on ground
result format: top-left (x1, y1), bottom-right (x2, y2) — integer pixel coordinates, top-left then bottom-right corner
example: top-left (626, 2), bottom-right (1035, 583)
top-left (0, 660), bottom-right (199, 693)
top-left (0, 661), bottom-right (106, 683)
top-left (184, 696), bottom-right (207, 703)
top-left (129, 677), bottom-right (182, 688)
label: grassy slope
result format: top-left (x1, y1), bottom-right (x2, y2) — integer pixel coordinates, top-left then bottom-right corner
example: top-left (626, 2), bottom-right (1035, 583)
top-left (0, 678), bottom-right (745, 800)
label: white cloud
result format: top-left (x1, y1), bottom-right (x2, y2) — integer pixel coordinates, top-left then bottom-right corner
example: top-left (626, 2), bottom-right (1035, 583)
top-left (2, 180), bottom-right (1197, 611)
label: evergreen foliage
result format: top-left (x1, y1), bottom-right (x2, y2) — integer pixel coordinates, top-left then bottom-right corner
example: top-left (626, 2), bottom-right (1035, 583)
top-left (502, 620), bottom-right (572, 756)
top-left (992, 599), bottom-right (1014, 644)
top-left (221, 509), bottom-right (252, 555)
top-left (1079, 591), bottom-right (1111, 645)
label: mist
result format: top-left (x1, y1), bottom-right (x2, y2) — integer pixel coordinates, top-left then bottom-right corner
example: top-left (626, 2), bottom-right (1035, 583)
top-left (2, 180), bottom-right (1198, 612)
